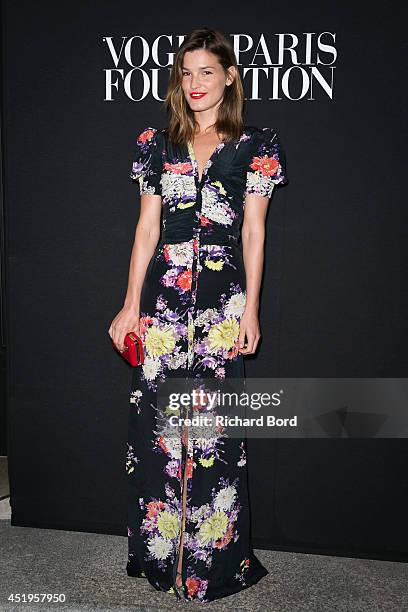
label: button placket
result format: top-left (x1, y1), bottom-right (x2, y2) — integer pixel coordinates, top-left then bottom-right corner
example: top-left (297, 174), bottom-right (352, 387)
top-left (186, 140), bottom-right (220, 376)
top-left (187, 183), bottom-right (202, 375)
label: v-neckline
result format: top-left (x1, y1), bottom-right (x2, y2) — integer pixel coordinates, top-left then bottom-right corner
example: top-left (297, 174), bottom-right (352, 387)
top-left (187, 139), bottom-right (225, 185)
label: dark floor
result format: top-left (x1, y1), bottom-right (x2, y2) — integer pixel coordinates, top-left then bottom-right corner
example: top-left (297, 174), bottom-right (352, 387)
top-left (0, 458), bottom-right (407, 611)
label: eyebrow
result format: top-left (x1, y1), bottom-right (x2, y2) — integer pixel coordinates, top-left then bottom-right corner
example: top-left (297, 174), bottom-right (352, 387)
top-left (182, 65), bottom-right (214, 70)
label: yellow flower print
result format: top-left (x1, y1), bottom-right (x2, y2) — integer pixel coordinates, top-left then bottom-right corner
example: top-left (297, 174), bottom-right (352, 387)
top-left (207, 318), bottom-right (239, 351)
top-left (177, 201), bottom-right (195, 209)
top-left (197, 510), bottom-right (228, 545)
top-left (157, 510), bottom-right (179, 539)
top-left (188, 321), bottom-right (195, 344)
top-left (204, 259), bottom-right (224, 271)
top-left (212, 181), bottom-right (227, 195)
top-left (198, 455), bottom-right (215, 468)
top-left (145, 326), bottom-right (176, 357)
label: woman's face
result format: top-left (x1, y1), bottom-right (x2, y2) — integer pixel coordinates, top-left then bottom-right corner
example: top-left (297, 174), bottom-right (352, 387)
top-left (181, 49), bottom-right (235, 116)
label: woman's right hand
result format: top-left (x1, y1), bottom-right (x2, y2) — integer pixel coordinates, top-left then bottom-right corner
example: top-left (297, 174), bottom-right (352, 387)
top-left (108, 305), bottom-right (140, 353)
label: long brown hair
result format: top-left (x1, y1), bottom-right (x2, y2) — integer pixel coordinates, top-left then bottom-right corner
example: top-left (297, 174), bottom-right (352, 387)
top-left (164, 28), bottom-right (245, 145)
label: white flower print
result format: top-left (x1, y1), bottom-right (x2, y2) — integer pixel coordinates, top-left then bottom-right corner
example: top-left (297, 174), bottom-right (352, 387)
top-left (165, 242), bottom-right (194, 267)
top-left (224, 292), bottom-right (246, 318)
top-left (158, 434), bottom-right (182, 460)
top-left (142, 355), bottom-right (161, 380)
top-left (201, 185), bottom-right (235, 226)
top-left (147, 534), bottom-right (173, 560)
top-left (195, 308), bottom-right (217, 327)
top-left (214, 485), bottom-right (237, 511)
top-left (245, 170), bottom-right (274, 197)
top-left (161, 172), bottom-right (196, 203)
top-left (167, 350), bottom-right (188, 370)
top-left (190, 503), bottom-right (211, 523)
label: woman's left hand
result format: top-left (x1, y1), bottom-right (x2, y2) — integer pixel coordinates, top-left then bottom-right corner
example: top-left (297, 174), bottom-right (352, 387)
top-left (237, 310), bottom-right (261, 354)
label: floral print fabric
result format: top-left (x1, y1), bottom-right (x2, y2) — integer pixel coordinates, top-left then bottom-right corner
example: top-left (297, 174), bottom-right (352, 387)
top-left (126, 124), bottom-right (288, 602)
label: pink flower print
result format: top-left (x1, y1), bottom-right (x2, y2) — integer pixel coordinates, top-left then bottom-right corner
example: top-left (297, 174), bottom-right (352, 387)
top-left (137, 128), bottom-right (156, 144)
top-left (249, 155), bottom-right (279, 177)
top-left (164, 161), bottom-right (193, 174)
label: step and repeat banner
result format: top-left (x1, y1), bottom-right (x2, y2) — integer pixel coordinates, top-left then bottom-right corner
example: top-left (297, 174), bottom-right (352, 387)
top-left (4, 1), bottom-right (407, 558)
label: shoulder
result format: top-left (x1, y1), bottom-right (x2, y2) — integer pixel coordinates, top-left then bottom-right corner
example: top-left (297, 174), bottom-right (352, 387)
top-left (244, 125), bottom-right (281, 142)
top-left (243, 125), bottom-right (288, 187)
top-left (244, 126), bottom-right (286, 159)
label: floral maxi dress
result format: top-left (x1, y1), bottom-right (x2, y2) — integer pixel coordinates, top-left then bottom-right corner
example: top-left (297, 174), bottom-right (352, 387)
top-left (126, 124), bottom-right (288, 603)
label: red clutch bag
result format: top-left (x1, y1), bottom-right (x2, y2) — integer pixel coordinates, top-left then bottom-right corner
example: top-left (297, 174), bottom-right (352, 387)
top-left (120, 332), bottom-right (145, 366)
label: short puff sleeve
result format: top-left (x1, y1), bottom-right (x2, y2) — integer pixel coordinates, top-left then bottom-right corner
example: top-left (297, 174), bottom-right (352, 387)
top-left (244, 127), bottom-right (288, 198)
top-left (130, 126), bottom-right (164, 196)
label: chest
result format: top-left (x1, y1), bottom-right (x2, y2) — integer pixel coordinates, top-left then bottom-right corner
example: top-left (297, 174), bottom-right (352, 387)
top-left (190, 134), bottom-right (223, 181)
top-left (161, 133), bottom-right (251, 200)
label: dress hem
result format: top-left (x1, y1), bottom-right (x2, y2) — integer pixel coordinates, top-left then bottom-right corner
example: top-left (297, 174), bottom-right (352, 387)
top-left (126, 557), bottom-right (269, 603)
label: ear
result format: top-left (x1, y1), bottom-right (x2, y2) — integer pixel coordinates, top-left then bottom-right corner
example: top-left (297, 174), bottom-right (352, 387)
top-left (226, 65), bottom-right (237, 86)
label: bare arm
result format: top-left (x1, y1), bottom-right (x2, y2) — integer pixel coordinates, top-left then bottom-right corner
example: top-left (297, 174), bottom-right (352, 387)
top-left (239, 193), bottom-right (270, 354)
top-left (123, 194), bottom-right (162, 309)
top-left (109, 193), bottom-right (162, 352)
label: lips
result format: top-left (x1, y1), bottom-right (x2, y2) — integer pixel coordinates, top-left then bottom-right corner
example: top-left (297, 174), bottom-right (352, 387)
top-left (190, 92), bottom-right (207, 99)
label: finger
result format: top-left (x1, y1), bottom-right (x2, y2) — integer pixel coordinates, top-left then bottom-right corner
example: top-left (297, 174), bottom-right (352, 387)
top-left (250, 333), bottom-right (261, 353)
top-left (114, 330), bottom-right (126, 353)
top-left (119, 333), bottom-right (127, 352)
top-left (238, 325), bottom-right (246, 348)
top-left (247, 341), bottom-right (256, 354)
top-left (240, 333), bottom-right (255, 354)
top-left (239, 346), bottom-right (249, 354)
top-left (239, 330), bottom-right (252, 352)
top-left (120, 331), bottom-right (129, 352)
top-left (250, 336), bottom-right (258, 353)
top-left (249, 334), bottom-right (261, 354)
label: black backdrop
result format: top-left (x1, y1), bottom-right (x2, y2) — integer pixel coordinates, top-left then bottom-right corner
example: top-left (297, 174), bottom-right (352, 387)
top-left (4, 1), bottom-right (408, 560)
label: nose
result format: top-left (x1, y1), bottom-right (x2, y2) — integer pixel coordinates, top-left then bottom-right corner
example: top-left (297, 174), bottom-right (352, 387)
top-left (190, 74), bottom-right (201, 90)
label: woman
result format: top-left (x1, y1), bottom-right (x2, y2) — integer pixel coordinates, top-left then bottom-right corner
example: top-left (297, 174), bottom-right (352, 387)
top-left (109, 27), bottom-right (288, 603)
